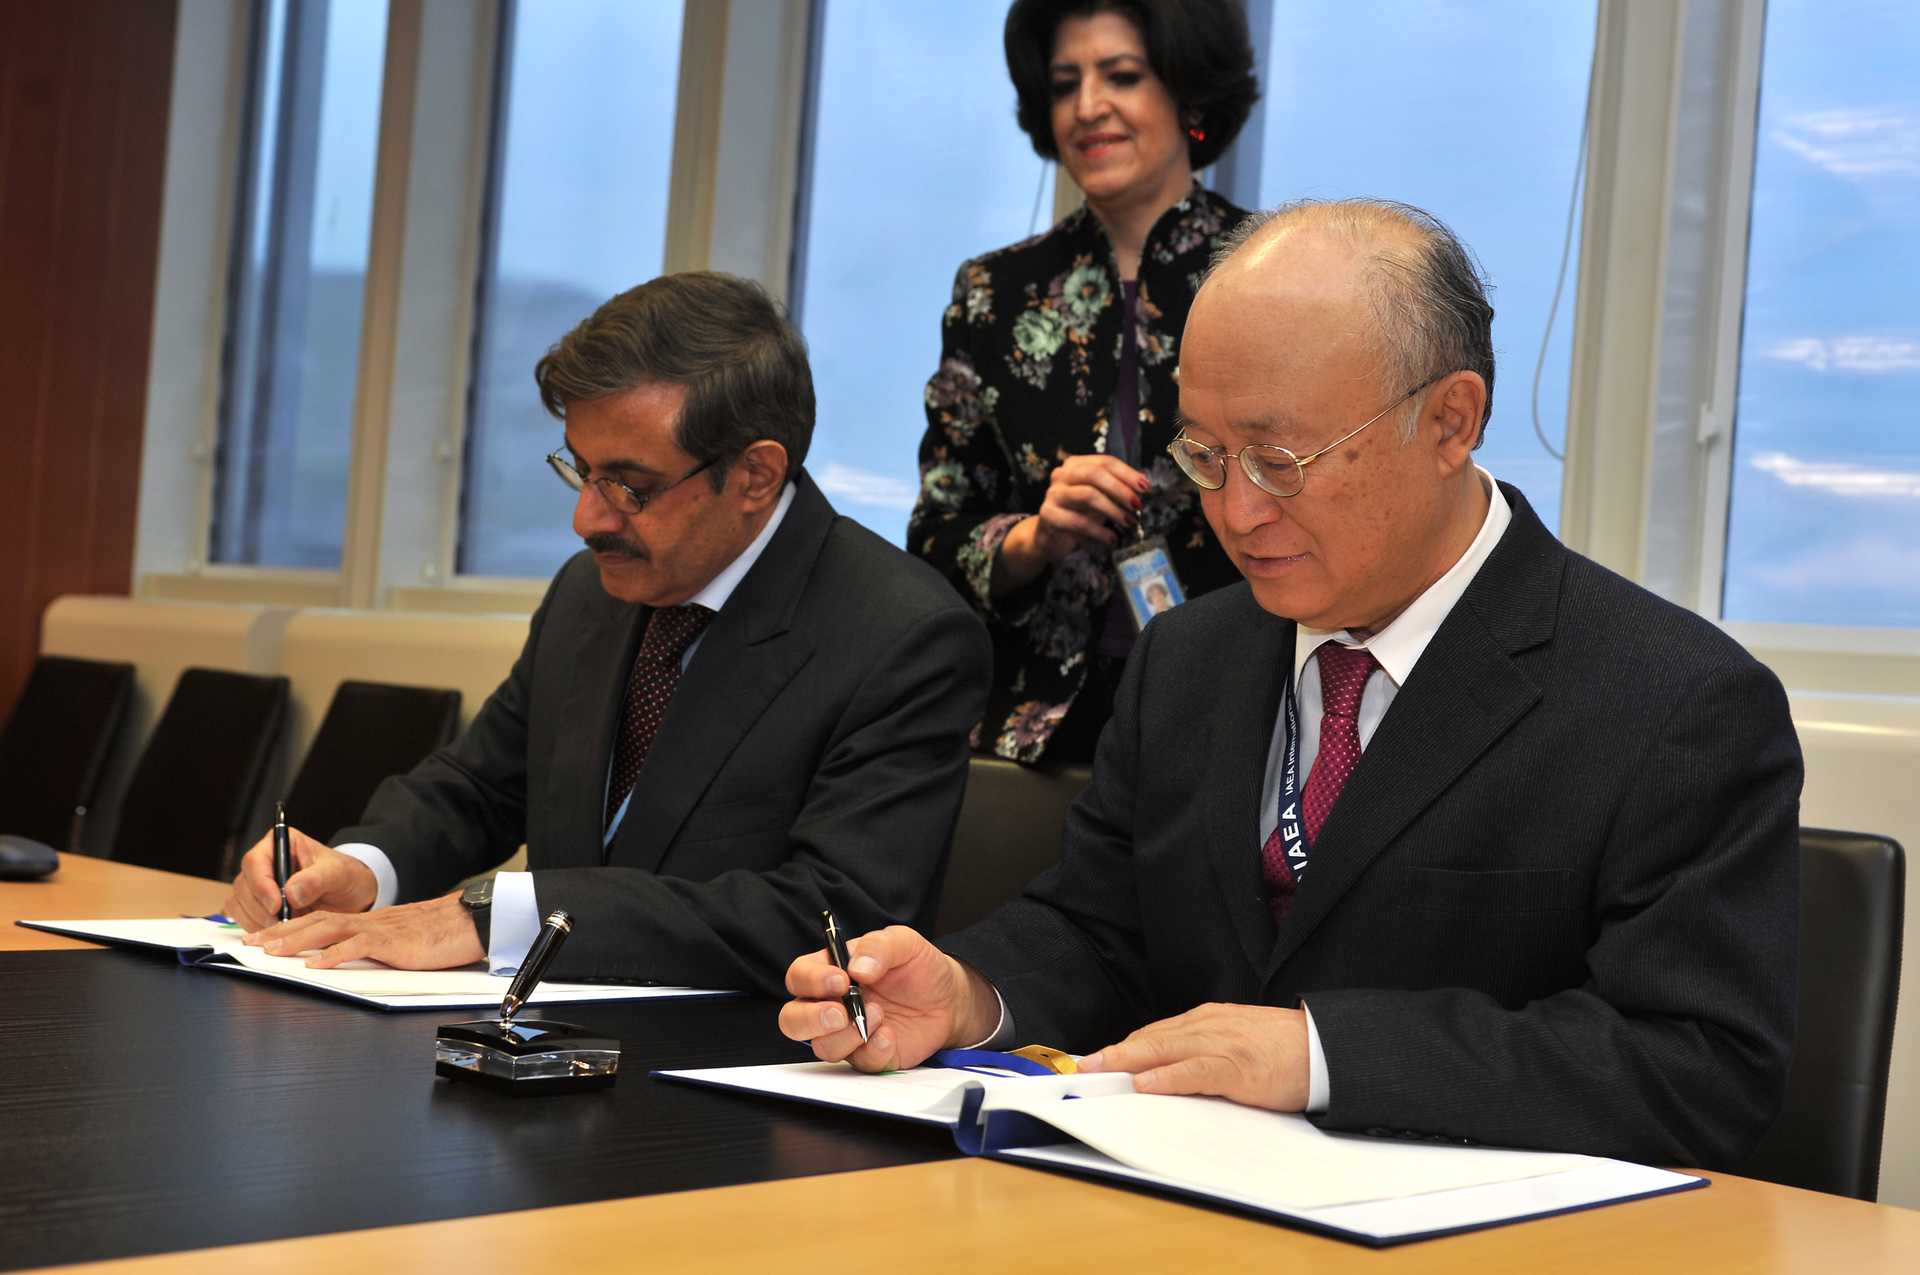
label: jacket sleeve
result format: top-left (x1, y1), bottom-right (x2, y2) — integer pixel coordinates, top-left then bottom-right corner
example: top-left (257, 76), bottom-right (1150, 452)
top-left (907, 260), bottom-right (1040, 625)
top-left (1306, 657), bottom-right (1802, 1168)
top-left (526, 604), bottom-right (992, 996)
top-left (939, 615), bottom-right (1163, 1044)
top-left (329, 574), bottom-right (562, 897)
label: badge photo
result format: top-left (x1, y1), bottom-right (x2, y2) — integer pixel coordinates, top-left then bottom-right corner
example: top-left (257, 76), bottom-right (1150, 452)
top-left (1115, 534), bottom-right (1186, 631)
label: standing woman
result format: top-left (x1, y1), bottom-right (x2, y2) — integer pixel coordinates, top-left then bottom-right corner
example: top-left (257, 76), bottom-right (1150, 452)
top-left (910, 0), bottom-right (1259, 765)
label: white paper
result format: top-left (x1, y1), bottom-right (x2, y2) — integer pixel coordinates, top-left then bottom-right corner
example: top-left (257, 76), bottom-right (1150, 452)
top-left (31, 916), bottom-right (239, 949)
top-left (1004, 1142), bottom-right (1697, 1241)
top-left (979, 1088), bottom-right (1581, 1209)
top-left (662, 1061), bottom-right (1131, 1124)
top-left (21, 917), bottom-right (732, 1008)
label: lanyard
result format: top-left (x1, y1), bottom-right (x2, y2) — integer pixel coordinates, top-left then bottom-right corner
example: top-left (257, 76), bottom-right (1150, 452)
top-left (1274, 671), bottom-right (1315, 881)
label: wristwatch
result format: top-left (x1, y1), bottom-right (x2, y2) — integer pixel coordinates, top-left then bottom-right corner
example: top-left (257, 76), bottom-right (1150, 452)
top-left (459, 877), bottom-right (494, 952)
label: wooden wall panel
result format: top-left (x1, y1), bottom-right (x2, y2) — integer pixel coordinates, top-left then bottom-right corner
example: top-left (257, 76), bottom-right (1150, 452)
top-left (0, 1), bottom-right (177, 721)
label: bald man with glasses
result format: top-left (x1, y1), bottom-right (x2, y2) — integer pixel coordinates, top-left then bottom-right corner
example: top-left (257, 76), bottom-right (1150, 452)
top-left (225, 272), bottom-right (989, 993)
top-left (782, 200), bottom-right (1801, 1170)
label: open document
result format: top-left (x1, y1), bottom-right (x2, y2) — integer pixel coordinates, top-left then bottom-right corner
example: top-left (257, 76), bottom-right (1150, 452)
top-left (17, 916), bottom-right (734, 1011)
top-left (655, 1060), bottom-right (1704, 1246)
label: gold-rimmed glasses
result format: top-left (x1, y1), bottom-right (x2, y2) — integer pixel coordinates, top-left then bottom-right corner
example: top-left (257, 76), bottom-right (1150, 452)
top-left (1167, 374), bottom-right (1444, 498)
top-left (546, 451), bottom-right (716, 516)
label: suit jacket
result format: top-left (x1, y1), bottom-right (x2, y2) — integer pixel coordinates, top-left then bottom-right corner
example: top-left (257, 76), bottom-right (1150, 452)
top-left (338, 471), bottom-right (991, 995)
top-left (942, 486), bottom-right (1802, 1169)
top-left (908, 189), bottom-right (1245, 762)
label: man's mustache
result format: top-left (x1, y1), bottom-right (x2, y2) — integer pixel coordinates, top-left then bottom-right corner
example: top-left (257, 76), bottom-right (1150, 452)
top-left (585, 533), bottom-right (647, 560)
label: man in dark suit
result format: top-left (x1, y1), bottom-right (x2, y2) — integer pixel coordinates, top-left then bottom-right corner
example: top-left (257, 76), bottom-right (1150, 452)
top-left (223, 272), bottom-right (990, 994)
top-left (780, 200), bottom-right (1801, 1168)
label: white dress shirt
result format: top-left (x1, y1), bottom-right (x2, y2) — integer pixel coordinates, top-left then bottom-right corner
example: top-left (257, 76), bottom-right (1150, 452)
top-left (977, 470), bottom-right (1511, 1105)
top-left (339, 481), bottom-right (797, 974)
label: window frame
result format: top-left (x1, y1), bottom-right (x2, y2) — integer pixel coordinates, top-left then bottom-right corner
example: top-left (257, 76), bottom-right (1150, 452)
top-left (133, 0), bottom-right (1920, 698)
top-left (137, 0), bottom-right (812, 613)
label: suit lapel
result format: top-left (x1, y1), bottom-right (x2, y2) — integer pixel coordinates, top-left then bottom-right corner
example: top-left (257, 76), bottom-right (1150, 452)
top-left (1262, 486), bottom-right (1564, 985)
top-left (606, 472), bottom-right (834, 871)
top-left (550, 587), bottom-right (645, 870)
top-left (1202, 595), bottom-right (1293, 979)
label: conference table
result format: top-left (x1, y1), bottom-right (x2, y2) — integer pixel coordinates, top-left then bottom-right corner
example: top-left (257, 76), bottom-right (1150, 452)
top-left (3, 856), bottom-right (1916, 1273)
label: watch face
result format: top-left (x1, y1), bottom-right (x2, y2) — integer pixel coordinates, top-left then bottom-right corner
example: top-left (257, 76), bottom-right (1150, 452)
top-left (462, 878), bottom-right (494, 910)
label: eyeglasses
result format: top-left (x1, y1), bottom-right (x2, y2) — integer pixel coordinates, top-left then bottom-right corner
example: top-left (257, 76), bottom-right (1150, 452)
top-left (1167, 374), bottom-right (1445, 498)
top-left (546, 450), bottom-right (717, 516)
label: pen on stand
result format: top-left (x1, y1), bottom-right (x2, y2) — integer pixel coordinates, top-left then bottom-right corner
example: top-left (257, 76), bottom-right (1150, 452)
top-left (272, 802), bottom-right (292, 922)
top-left (500, 910), bottom-right (572, 1023)
top-left (821, 909), bottom-right (870, 1043)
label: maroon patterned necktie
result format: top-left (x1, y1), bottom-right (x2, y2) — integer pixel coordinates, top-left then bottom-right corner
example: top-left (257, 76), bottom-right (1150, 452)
top-left (1300, 643), bottom-right (1380, 843)
top-left (605, 605), bottom-right (714, 829)
top-left (1261, 642), bottom-right (1380, 916)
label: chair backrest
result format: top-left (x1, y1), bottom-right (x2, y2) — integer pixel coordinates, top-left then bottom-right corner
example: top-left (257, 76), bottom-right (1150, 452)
top-left (283, 680), bottom-right (461, 842)
top-left (110, 667), bottom-right (290, 880)
top-left (1741, 828), bottom-right (1905, 1200)
top-left (934, 758), bottom-right (1092, 936)
top-left (0, 655), bottom-right (135, 849)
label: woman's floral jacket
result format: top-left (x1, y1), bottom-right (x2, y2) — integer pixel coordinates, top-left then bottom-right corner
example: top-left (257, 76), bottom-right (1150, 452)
top-left (908, 188), bottom-right (1246, 763)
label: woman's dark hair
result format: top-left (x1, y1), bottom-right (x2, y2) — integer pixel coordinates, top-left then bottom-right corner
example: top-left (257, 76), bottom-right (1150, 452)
top-left (534, 271), bottom-right (815, 482)
top-left (1004, 0), bottom-right (1259, 171)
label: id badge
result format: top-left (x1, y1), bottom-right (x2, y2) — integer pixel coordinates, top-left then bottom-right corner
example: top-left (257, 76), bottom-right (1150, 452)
top-left (1114, 533), bottom-right (1186, 631)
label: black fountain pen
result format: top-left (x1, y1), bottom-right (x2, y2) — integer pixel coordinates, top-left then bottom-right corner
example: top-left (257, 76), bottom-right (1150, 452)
top-left (272, 802), bottom-right (292, 922)
top-left (821, 909), bottom-right (869, 1043)
top-left (500, 909), bottom-right (572, 1023)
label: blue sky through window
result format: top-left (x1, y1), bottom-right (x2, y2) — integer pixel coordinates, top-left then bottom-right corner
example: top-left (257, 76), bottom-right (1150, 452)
top-left (1724, 0), bottom-right (1920, 628)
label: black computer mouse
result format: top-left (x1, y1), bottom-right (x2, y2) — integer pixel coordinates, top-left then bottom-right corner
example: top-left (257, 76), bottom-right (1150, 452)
top-left (0, 834), bottom-right (60, 880)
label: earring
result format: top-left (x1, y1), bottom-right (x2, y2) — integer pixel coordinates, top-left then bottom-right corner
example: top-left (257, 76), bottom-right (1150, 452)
top-left (1187, 125), bottom-right (1206, 142)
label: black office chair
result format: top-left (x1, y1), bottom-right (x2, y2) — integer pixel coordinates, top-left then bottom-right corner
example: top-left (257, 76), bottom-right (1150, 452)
top-left (282, 679), bottom-right (461, 843)
top-left (933, 758), bottom-right (1093, 935)
top-left (1740, 829), bottom-right (1904, 1200)
top-left (0, 655), bottom-right (135, 850)
top-left (110, 667), bottom-right (289, 880)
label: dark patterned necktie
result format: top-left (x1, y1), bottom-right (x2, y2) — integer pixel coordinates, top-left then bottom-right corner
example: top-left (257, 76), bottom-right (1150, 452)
top-left (605, 605), bottom-right (714, 829)
top-left (1261, 642), bottom-right (1380, 916)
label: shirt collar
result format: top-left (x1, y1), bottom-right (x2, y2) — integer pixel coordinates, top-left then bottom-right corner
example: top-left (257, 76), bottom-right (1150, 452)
top-left (686, 481), bottom-right (796, 615)
top-left (1292, 467), bottom-right (1512, 688)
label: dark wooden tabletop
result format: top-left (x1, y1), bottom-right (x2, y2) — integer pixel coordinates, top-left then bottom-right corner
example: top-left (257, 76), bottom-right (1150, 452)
top-left (0, 949), bottom-right (955, 1271)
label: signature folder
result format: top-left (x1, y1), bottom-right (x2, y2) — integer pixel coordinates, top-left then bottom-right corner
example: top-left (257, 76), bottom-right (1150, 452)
top-left (655, 1059), bottom-right (1705, 1247)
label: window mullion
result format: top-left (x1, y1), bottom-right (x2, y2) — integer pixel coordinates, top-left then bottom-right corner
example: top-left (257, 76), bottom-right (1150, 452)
top-left (1559, 0), bottom-right (1684, 577)
top-left (1691, 4), bottom-right (1767, 621)
top-left (337, 0), bottom-right (425, 608)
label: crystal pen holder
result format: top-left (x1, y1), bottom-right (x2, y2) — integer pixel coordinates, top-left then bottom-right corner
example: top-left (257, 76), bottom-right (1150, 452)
top-left (434, 1018), bottom-right (621, 1095)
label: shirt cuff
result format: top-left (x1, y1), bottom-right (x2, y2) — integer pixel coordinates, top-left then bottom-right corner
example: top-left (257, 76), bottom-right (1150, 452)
top-left (486, 871), bottom-right (540, 976)
top-left (1303, 1000), bottom-right (1329, 1114)
top-left (965, 988), bottom-right (1017, 1049)
top-left (333, 844), bottom-right (397, 911)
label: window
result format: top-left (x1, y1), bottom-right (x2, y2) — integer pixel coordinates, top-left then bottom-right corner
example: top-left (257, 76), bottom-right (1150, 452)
top-left (1234, 0), bottom-right (1597, 534)
top-left (212, 0), bottom-right (388, 568)
top-left (791, 0), bottom-right (1054, 547)
top-left (455, 0), bottom-right (686, 579)
top-left (1721, 0), bottom-right (1920, 628)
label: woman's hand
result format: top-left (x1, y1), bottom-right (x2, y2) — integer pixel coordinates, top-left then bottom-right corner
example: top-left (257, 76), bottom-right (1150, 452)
top-left (995, 454), bottom-right (1149, 594)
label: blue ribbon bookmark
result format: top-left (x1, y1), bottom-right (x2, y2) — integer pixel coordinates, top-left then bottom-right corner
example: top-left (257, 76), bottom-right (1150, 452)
top-left (930, 1048), bottom-right (1058, 1078)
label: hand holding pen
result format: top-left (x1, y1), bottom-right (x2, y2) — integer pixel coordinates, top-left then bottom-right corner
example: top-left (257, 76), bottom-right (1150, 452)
top-left (780, 922), bottom-right (1006, 1074)
top-left (220, 827), bottom-right (382, 933)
